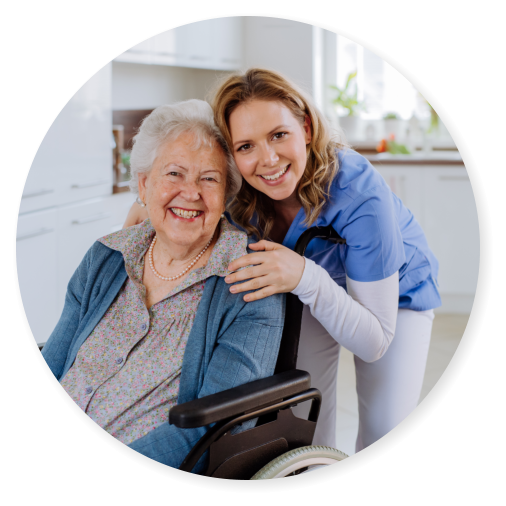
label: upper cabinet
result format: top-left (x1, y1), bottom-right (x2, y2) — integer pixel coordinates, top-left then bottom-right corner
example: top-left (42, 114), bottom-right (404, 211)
top-left (20, 64), bottom-right (113, 214)
top-left (115, 17), bottom-right (244, 71)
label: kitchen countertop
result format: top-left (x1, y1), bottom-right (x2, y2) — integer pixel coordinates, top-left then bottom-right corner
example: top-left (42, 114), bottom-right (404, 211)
top-left (364, 151), bottom-right (464, 166)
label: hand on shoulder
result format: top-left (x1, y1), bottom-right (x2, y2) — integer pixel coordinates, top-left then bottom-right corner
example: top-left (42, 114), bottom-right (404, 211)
top-left (224, 240), bottom-right (305, 302)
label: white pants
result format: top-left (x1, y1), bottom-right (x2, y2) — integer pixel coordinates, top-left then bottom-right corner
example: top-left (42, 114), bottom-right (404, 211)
top-left (291, 306), bottom-right (435, 452)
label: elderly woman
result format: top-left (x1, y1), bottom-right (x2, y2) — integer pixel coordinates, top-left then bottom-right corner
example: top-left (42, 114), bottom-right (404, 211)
top-left (41, 99), bottom-right (285, 473)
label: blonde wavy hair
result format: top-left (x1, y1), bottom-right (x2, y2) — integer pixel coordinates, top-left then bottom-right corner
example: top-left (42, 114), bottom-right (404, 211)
top-left (212, 68), bottom-right (347, 239)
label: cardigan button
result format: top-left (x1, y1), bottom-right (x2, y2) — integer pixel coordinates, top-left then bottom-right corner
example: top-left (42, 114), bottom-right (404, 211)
top-left (116, 357), bottom-right (124, 365)
top-left (85, 387), bottom-right (93, 395)
top-left (140, 323), bottom-right (147, 331)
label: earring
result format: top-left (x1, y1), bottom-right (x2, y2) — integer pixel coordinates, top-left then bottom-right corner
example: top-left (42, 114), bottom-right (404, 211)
top-left (136, 197), bottom-right (146, 208)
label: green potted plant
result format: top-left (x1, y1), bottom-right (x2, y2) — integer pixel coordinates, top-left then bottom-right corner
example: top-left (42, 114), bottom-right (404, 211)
top-left (330, 71), bottom-right (366, 140)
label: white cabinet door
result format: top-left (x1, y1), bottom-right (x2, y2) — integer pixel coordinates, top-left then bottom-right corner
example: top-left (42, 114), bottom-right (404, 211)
top-left (117, 38), bottom-right (154, 64)
top-left (56, 198), bottom-right (117, 315)
top-left (150, 29), bottom-right (180, 65)
top-left (422, 167), bottom-right (479, 296)
top-left (114, 19), bottom-right (244, 71)
top-left (58, 64), bottom-right (113, 205)
top-left (22, 64), bottom-right (113, 214)
top-left (16, 209), bottom-right (58, 345)
top-left (178, 20), bottom-right (214, 68)
top-left (19, 161), bottom-right (58, 214)
top-left (373, 165), bottom-right (424, 226)
top-left (210, 17), bottom-right (244, 70)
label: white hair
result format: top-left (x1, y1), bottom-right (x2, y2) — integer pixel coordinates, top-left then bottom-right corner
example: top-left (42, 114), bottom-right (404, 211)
top-left (128, 99), bottom-right (242, 199)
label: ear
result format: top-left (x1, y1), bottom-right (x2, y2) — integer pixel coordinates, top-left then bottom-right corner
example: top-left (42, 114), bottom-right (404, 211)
top-left (303, 115), bottom-right (312, 144)
top-left (138, 172), bottom-right (149, 204)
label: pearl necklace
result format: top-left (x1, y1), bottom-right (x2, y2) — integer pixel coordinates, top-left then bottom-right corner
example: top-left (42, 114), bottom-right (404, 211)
top-left (148, 235), bottom-right (213, 281)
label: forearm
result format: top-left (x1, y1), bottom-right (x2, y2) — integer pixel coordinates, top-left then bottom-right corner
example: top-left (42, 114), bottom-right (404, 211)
top-left (123, 201), bottom-right (149, 228)
top-left (292, 259), bottom-right (398, 362)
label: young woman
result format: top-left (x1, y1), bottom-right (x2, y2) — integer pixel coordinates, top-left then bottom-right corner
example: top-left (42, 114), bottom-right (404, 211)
top-left (124, 68), bottom-right (440, 453)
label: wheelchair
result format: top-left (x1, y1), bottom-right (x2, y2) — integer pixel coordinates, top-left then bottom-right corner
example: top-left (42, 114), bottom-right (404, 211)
top-left (170, 226), bottom-right (350, 479)
top-left (39, 226), bottom-right (348, 480)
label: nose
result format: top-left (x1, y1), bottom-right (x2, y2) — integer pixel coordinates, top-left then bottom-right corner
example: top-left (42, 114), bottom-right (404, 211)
top-left (259, 143), bottom-right (279, 167)
top-left (179, 178), bottom-right (201, 202)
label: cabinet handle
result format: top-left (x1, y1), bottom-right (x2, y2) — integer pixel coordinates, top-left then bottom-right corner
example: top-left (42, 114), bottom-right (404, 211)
top-left (71, 179), bottom-right (110, 189)
top-left (438, 175), bottom-right (469, 181)
top-left (17, 227), bottom-right (54, 241)
top-left (221, 58), bottom-right (239, 63)
top-left (22, 188), bottom-right (54, 199)
top-left (71, 212), bottom-right (112, 226)
top-left (189, 55), bottom-right (208, 61)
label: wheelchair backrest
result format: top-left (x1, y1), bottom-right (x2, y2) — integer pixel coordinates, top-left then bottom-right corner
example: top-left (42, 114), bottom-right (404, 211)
top-left (274, 225), bottom-right (346, 375)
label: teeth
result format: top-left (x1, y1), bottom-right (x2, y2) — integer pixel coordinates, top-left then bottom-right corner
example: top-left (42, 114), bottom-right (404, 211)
top-left (171, 208), bottom-right (202, 219)
top-left (260, 165), bottom-right (289, 181)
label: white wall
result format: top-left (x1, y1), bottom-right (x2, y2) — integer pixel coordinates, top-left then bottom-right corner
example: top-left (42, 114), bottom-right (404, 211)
top-left (112, 62), bottom-right (231, 110)
top-left (243, 17), bottom-right (315, 96)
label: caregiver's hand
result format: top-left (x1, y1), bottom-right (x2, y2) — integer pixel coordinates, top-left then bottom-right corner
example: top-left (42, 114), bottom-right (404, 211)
top-left (225, 241), bottom-right (305, 302)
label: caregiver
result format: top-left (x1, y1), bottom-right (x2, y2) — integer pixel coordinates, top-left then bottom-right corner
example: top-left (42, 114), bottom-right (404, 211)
top-left (125, 68), bottom-right (441, 453)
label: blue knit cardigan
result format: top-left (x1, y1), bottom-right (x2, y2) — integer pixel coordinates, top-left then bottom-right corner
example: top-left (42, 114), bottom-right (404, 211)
top-left (42, 240), bottom-right (285, 473)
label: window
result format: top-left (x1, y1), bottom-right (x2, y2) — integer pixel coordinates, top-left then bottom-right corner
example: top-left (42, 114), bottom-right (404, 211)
top-left (335, 35), bottom-right (429, 121)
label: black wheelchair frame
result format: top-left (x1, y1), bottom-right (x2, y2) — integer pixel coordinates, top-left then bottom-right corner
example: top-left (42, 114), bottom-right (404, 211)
top-left (170, 225), bottom-right (346, 479)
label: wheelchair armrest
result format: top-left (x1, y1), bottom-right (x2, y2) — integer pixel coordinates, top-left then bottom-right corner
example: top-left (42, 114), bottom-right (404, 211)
top-left (169, 369), bottom-right (311, 429)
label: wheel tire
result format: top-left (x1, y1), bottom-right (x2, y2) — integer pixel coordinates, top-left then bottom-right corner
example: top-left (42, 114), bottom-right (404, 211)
top-left (250, 445), bottom-right (348, 479)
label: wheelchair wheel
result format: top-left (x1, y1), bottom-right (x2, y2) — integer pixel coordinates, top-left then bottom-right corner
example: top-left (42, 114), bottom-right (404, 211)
top-left (250, 445), bottom-right (348, 479)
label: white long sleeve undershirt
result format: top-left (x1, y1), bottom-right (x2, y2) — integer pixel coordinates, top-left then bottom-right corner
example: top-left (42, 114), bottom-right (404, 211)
top-left (291, 258), bottom-right (399, 363)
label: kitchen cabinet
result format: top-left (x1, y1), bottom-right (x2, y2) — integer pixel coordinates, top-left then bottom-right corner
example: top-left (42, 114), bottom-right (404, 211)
top-left (17, 209), bottom-right (58, 345)
top-left (115, 17), bottom-right (244, 71)
top-left (17, 59), bottom-right (134, 345)
top-left (208, 17), bottom-right (243, 70)
top-left (150, 29), bottom-right (180, 65)
top-left (20, 64), bottom-right (113, 214)
top-left (373, 162), bottom-right (479, 313)
top-left (17, 192), bottom-right (136, 346)
top-left (19, 162), bottom-right (58, 215)
top-left (56, 197), bottom-right (117, 313)
top-left (422, 167), bottom-right (479, 299)
top-left (119, 41), bottom-right (153, 64)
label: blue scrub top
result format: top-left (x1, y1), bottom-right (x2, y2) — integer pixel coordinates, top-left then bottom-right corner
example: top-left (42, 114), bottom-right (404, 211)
top-left (281, 149), bottom-right (441, 312)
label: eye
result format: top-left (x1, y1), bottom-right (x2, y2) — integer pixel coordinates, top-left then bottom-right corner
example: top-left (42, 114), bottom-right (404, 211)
top-left (202, 177), bottom-right (217, 182)
top-left (168, 171), bottom-right (180, 177)
top-left (237, 143), bottom-right (252, 152)
top-left (273, 132), bottom-right (287, 140)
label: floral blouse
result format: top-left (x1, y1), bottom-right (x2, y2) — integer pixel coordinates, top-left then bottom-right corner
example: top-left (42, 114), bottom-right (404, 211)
top-left (60, 217), bottom-right (247, 445)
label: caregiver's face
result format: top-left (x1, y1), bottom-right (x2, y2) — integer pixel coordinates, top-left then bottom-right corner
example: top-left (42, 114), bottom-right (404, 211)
top-left (229, 99), bottom-right (311, 202)
top-left (138, 131), bottom-right (227, 248)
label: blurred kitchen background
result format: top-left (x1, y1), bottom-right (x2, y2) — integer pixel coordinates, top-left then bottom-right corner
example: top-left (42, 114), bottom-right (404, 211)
top-left (17, 17), bottom-right (478, 456)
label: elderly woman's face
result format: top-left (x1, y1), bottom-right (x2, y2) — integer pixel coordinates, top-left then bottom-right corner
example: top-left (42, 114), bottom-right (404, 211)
top-left (139, 132), bottom-right (227, 247)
